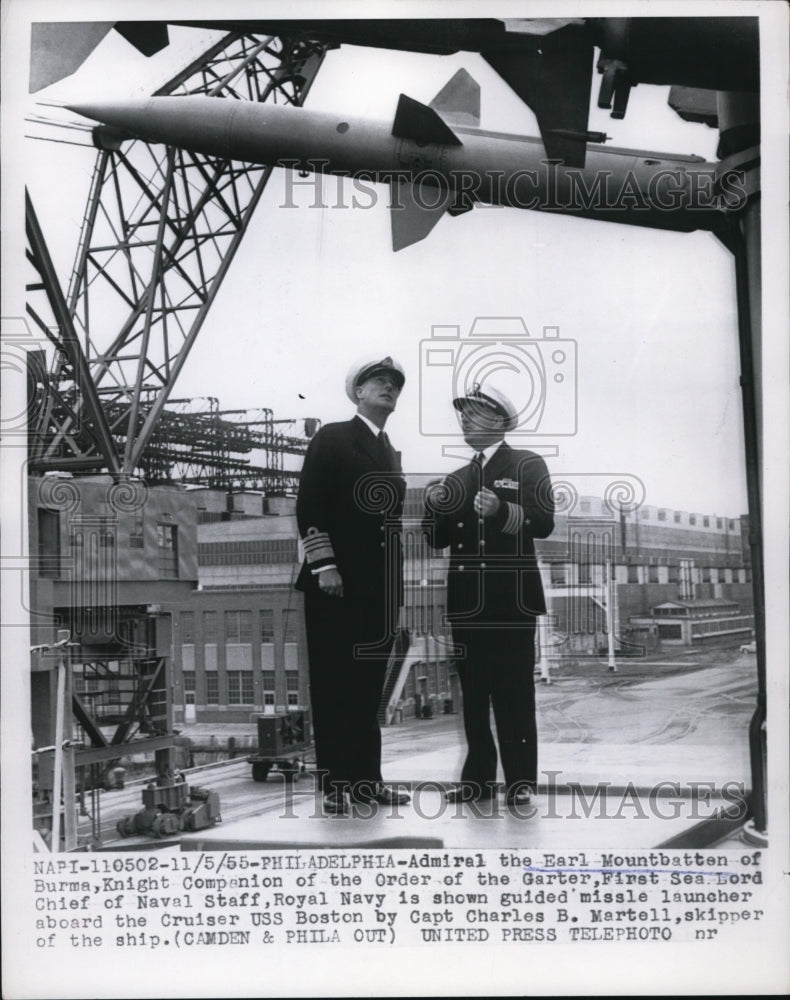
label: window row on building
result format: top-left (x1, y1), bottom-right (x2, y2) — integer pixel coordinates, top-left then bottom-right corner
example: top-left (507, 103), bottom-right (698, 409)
top-left (178, 666), bottom-right (303, 708)
top-left (179, 608), bottom-right (299, 644)
top-left (548, 562), bottom-right (748, 587)
top-left (637, 510), bottom-right (738, 529)
top-left (198, 538), bottom-right (298, 565)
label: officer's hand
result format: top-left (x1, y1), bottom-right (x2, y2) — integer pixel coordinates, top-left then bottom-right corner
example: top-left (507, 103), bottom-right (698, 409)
top-left (318, 567), bottom-right (344, 597)
top-left (474, 487), bottom-right (500, 518)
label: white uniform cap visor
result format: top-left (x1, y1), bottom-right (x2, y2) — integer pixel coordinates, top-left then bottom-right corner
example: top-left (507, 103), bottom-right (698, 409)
top-left (453, 386), bottom-right (518, 431)
top-left (345, 356), bottom-right (406, 404)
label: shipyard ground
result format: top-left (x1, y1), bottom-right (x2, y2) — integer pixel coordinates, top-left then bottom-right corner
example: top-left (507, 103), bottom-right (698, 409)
top-left (85, 647), bottom-right (759, 851)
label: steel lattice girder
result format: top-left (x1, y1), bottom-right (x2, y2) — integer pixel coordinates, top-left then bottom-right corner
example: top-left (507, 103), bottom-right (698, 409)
top-left (28, 31), bottom-right (326, 477)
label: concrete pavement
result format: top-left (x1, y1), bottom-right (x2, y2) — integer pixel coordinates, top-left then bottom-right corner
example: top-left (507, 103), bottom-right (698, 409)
top-left (172, 656), bottom-right (755, 850)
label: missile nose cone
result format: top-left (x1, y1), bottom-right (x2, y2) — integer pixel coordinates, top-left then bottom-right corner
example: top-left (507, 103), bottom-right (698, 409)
top-left (66, 102), bottom-right (102, 121)
top-left (66, 100), bottom-right (140, 126)
top-left (64, 96), bottom-right (237, 154)
top-left (66, 99), bottom-right (159, 147)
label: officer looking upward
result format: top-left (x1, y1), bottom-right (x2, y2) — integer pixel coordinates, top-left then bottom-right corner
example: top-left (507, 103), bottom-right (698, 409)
top-left (295, 357), bottom-right (411, 815)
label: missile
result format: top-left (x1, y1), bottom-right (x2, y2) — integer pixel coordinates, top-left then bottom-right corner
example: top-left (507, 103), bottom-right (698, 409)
top-left (68, 70), bottom-right (743, 251)
top-left (177, 17), bottom-right (759, 163)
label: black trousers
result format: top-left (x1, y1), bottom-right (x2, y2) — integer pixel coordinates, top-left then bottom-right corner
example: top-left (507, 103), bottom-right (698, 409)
top-left (452, 622), bottom-right (538, 793)
top-left (304, 590), bottom-right (395, 794)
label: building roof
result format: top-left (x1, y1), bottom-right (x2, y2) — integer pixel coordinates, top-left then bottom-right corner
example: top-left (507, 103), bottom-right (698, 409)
top-left (652, 598), bottom-right (742, 618)
top-left (656, 599), bottom-right (739, 609)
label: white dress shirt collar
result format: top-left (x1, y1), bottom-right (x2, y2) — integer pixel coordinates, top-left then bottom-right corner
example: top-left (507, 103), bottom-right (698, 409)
top-left (356, 412), bottom-right (384, 438)
top-left (475, 441), bottom-right (503, 466)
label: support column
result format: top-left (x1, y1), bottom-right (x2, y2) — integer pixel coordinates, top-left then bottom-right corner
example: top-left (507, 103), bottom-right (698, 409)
top-left (719, 89), bottom-right (765, 835)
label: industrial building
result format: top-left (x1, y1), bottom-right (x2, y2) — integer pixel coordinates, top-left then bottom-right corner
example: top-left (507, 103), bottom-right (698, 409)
top-left (144, 482), bottom-right (753, 725)
top-left (29, 468), bottom-right (753, 757)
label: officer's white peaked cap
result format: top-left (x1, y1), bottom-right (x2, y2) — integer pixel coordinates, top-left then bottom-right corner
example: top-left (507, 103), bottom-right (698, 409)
top-left (453, 384), bottom-right (518, 431)
top-left (345, 356), bottom-right (406, 404)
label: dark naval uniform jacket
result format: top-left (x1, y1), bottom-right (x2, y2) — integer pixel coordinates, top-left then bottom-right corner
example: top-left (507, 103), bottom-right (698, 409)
top-left (295, 415), bottom-right (406, 626)
top-left (422, 441), bottom-right (554, 793)
top-left (295, 415), bottom-right (406, 792)
top-left (423, 442), bottom-right (554, 626)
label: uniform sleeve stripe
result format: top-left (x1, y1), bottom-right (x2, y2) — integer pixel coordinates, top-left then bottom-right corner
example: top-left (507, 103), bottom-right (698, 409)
top-left (302, 529), bottom-right (335, 564)
top-left (502, 501), bottom-right (522, 534)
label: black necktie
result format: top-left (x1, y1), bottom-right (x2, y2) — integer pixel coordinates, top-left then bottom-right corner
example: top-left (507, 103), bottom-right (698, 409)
top-left (471, 451), bottom-right (484, 492)
top-left (378, 431), bottom-right (393, 469)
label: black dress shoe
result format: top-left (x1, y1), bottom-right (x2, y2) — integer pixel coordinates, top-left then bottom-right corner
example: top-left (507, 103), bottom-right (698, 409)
top-left (506, 787), bottom-right (534, 807)
top-left (445, 784), bottom-right (494, 804)
top-left (350, 784), bottom-right (411, 805)
top-left (322, 791), bottom-right (349, 815)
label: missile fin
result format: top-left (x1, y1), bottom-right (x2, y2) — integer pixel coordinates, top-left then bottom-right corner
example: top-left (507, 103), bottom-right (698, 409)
top-left (483, 23), bottom-right (594, 167)
top-left (29, 22), bottom-right (170, 93)
top-left (29, 22), bottom-right (115, 92)
top-left (392, 95), bottom-right (462, 146)
top-left (114, 22), bottom-right (171, 57)
top-left (500, 18), bottom-right (586, 36)
top-left (428, 68), bottom-right (481, 127)
top-left (389, 178), bottom-right (452, 251)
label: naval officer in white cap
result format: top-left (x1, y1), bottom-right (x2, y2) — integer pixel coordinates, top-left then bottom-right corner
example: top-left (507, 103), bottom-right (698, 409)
top-left (423, 384), bottom-right (554, 808)
top-left (295, 356), bottom-right (411, 814)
